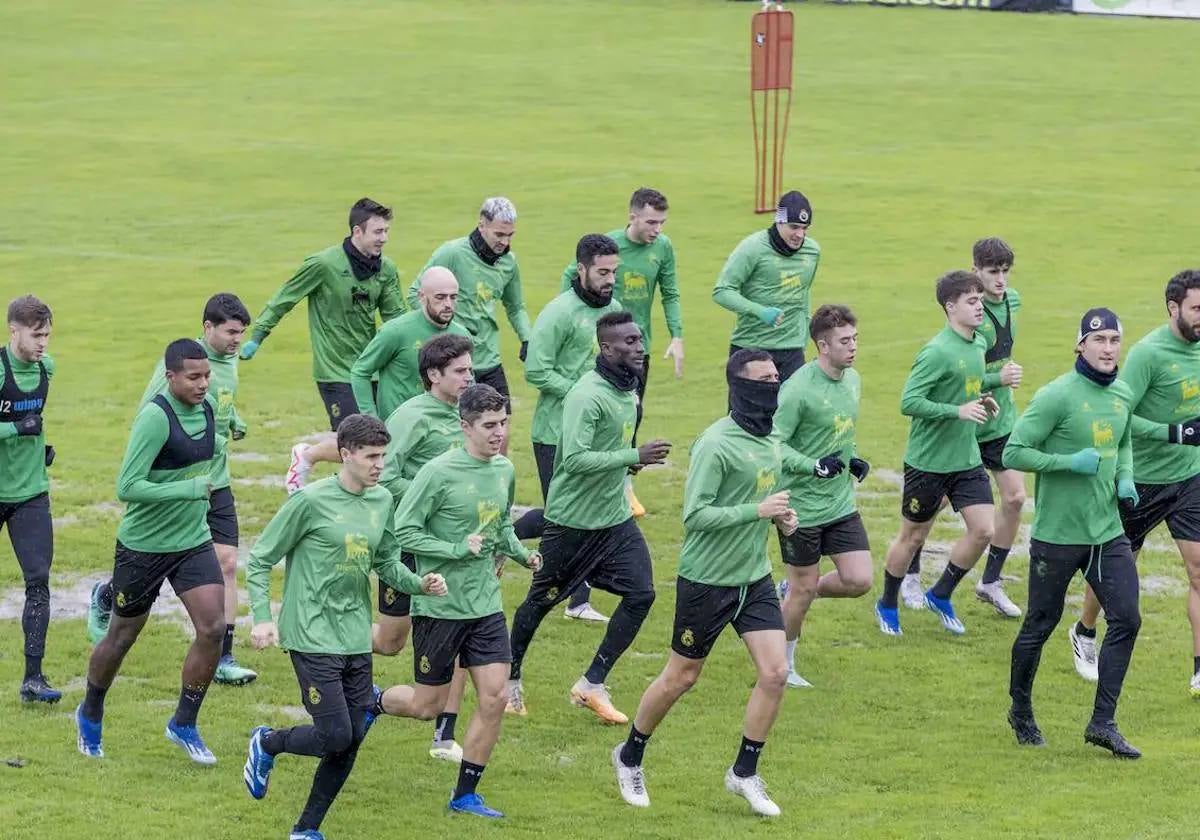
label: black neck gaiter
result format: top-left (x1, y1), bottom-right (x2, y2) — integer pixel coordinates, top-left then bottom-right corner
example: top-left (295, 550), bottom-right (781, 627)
top-left (571, 273), bottom-right (613, 309)
top-left (343, 237), bottom-right (381, 280)
top-left (469, 229), bottom-right (505, 266)
top-left (767, 225), bottom-right (799, 257)
top-left (1075, 355), bottom-right (1117, 387)
top-left (728, 375), bottom-right (781, 437)
top-left (595, 354), bottom-right (639, 392)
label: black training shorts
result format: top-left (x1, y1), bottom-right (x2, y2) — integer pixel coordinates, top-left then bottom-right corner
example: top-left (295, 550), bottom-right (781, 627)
top-left (110, 540), bottom-right (222, 617)
top-left (411, 611), bottom-right (511, 686)
top-left (778, 511), bottom-right (871, 567)
top-left (901, 464), bottom-right (993, 523)
top-left (1120, 473), bottom-right (1200, 552)
top-left (207, 486), bottom-right (239, 548)
top-left (672, 574), bottom-right (784, 660)
top-left (316, 381), bottom-right (376, 431)
top-left (377, 553), bottom-right (418, 618)
top-left (978, 434), bottom-right (1010, 473)
top-left (289, 651), bottom-right (374, 716)
top-left (527, 517), bottom-right (654, 608)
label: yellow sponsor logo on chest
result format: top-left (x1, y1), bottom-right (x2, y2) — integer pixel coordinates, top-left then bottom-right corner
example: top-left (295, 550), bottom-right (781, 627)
top-left (1092, 420), bottom-right (1114, 447)
top-left (965, 377), bottom-right (982, 399)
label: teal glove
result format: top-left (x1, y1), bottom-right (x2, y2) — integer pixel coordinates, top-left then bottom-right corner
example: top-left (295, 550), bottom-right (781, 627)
top-left (758, 306), bottom-right (783, 327)
top-left (1067, 448), bottom-right (1101, 475)
top-left (239, 339), bottom-right (259, 360)
top-left (1117, 478), bottom-right (1139, 510)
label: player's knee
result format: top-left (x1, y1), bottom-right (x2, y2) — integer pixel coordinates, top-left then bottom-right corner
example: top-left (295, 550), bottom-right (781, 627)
top-left (1002, 486), bottom-right (1026, 514)
top-left (477, 684), bottom-right (507, 717)
top-left (194, 616), bottom-right (226, 647)
top-left (23, 580), bottom-right (49, 604)
top-left (842, 572), bottom-right (872, 597)
top-left (1112, 607), bottom-right (1142, 639)
top-left (413, 695), bottom-right (442, 720)
top-left (372, 626), bottom-right (408, 657)
top-left (623, 589), bottom-right (656, 619)
top-left (667, 664), bottom-right (701, 695)
top-left (969, 522), bottom-right (995, 547)
top-left (216, 549), bottom-right (238, 577)
top-left (759, 662), bottom-right (790, 694)
top-left (316, 718), bottom-right (354, 755)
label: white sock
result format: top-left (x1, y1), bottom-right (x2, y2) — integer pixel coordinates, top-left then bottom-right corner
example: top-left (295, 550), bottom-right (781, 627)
top-left (785, 639), bottom-right (797, 671)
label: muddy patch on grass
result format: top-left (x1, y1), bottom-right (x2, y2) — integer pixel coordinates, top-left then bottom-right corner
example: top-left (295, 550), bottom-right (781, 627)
top-left (231, 451), bottom-right (272, 463)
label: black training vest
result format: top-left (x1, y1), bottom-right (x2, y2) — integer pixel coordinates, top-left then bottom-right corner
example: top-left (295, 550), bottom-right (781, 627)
top-left (984, 295), bottom-right (1014, 364)
top-left (0, 348), bottom-right (49, 422)
top-left (150, 395), bottom-right (215, 471)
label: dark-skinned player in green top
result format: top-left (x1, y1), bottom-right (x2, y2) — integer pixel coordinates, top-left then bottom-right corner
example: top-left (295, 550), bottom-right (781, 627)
top-left (557, 188), bottom-right (685, 520)
top-left (372, 332), bottom-right (475, 764)
top-left (407, 197), bottom-right (532, 452)
top-left (350, 266), bottom-right (471, 420)
top-left (89, 294), bottom-right (257, 687)
top-left (876, 270), bottom-right (1019, 638)
top-left (242, 414), bottom-right (447, 840)
top-left (240, 198), bottom-right (406, 492)
top-left (773, 305), bottom-right (873, 689)
top-left (713, 191), bottom-right (820, 383)
top-left (507, 312), bottom-right (671, 726)
top-left (902, 239), bottom-right (1027, 620)
top-left (515, 233), bottom-right (625, 623)
top-left (1, 295), bottom-right (60, 704)
top-left (1074, 269), bottom-right (1200, 697)
top-left (1004, 308), bottom-right (1142, 758)
top-left (76, 340), bottom-right (228, 765)
top-left (613, 349), bottom-right (796, 818)
top-left (371, 385), bottom-right (540, 820)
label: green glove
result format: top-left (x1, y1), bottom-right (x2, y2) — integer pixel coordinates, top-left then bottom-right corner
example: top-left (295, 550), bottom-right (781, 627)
top-left (1117, 478), bottom-right (1139, 511)
top-left (1067, 448), bottom-right (1101, 475)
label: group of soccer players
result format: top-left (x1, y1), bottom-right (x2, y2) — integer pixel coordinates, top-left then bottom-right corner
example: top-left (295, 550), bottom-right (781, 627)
top-left (3, 186), bottom-right (1200, 837)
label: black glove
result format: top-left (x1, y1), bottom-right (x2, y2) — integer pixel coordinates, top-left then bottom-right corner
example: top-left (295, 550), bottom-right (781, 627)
top-left (14, 415), bottom-right (42, 437)
top-left (1168, 418), bottom-right (1200, 445)
top-left (44, 445), bottom-right (55, 468)
top-left (813, 453), bottom-right (845, 479)
top-left (519, 341), bottom-right (529, 363)
top-left (849, 457), bottom-right (870, 483)
top-left (231, 428), bottom-right (246, 441)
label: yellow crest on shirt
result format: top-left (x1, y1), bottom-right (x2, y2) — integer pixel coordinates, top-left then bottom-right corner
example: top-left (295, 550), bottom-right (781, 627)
top-left (964, 377), bottom-right (983, 399)
top-left (476, 280), bottom-right (494, 303)
top-left (419, 656), bottom-right (431, 674)
top-left (779, 271), bottom-right (803, 289)
top-left (832, 414), bottom-right (855, 438)
top-left (308, 686), bottom-right (321, 705)
top-left (344, 533), bottom-right (370, 563)
top-left (756, 467), bottom-right (776, 496)
top-left (1092, 420), bottom-right (1114, 448)
top-left (216, 387), bottom-right (234, 414)
top-left (477, 499), bottom-right (500, 532)
top-left (1182, 379), bottom-right (1200, 403)
top-left (622, 421), bottom-right (634, 445)
top-left (622, 273), bottom-right (649, 299)
top-left (680, 628), bottom-right (695, 648)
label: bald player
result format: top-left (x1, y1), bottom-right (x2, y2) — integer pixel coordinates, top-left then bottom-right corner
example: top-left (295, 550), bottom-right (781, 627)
top-left (286, 268), bottom-right (472, 494)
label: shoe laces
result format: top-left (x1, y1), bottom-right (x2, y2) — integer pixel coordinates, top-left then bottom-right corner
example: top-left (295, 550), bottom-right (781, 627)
top-left (629, 766), bottom-right (646, 795)
top-left (747, 775), bottom-right (770, 799)
top-left (509, 684), bottom-right (525, 710)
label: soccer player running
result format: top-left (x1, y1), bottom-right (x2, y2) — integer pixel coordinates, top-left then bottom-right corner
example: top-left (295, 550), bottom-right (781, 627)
top-left (372, 333), bottom-right (475, 762)
top-left (514, 233), bottom-right (625, 623)
top-left (1, 296), bottom-right (60, 704)
top-left (242, 414), bottom-right (447, 840)
top-left (774, 305), bottom-right (872, 687)
top-left (76, 340), bottom-right (227, 764)
top-left (713, 190), bottom-right (819, 383)
top-left (875, 270), bottom-right (1015, 637)
top-left (613, 349), bottom-right (794, 817)
top-left (1071, 269), bottom-right (1200, 694)
top-left (239, 198), bottom-right (405, 490)
top-left (1004, 309), bottom-right (1142, 757)
top-left (88, 294), bottom-right (257, 687)
top-left (350, 266), bottom-right (471, 419)
top-left (903, 240), bottom-right (1026, 617)
top-left (409, 197), bottom-right (531, 451)
top-left (507, 312), bottom-right (670, 724)
top-left (372, 385), bottom-right (539, 820)
top-left (557, 187), bottom-right (685, 518)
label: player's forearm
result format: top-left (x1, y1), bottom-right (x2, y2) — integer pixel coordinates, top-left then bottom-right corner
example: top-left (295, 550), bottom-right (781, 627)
top-left (712, 287), bottom-right (766, 319)
top-left (663, 298), bottom-right (684, 338)
top-left (245, 553), bottom-right (280, 623)
top-left (983, 371), bottom-right (1003, 390)
top-left (506, 307), bottom-right (532, 342)
top-left (780, 443), bottom-right (817, 475)
top-left (118, 475), bottom-right (208, 503)
top-left (1117, 424), bottom-right (1134, 481)
top-left (376, 554), bottom-right (425, 595)
top-left (560, 447), bottom-right (640, 475)
top-left (684, 503), bottom-right (761, 532)
top-left (525, 364), bottom-right (574, 398)
top-left (1130, 414), bottom-right (1169, 441)
top-left (499, 527), bottom-right (532, 566)
top-left (899, 394), bottom-right (960, 420)
top-left (394, 526), bottom-right (471, 560)
top-left (349, 374), bottom-right (379, 417)
top-left (1000, 439), bottom-right (1071, 473)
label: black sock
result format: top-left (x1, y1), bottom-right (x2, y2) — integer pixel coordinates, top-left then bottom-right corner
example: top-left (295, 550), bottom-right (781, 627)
top-left (24, 654), bottom-right (42, 681)
top-left (1193, 656), bottom-right (1200, 676)
top-left (97, 581), bottom-right (113, 613)
top-left (221, 624), bottom-right (235, 658)
top-left (907, 548), bottom-right (922, 575)
top-left (82, 680), bottom-right (107, 722)
top-left (930, 562), bottom-right (968, 599)
top-left (620, 725), bottom-right (651, 767)
top-left (732, 736), bottom-right (765, 778)
top-left (1075, 621), bottom-right (1097, 639)
top-left (454, 760), bottom-right (486, 799)
top-left (981, 545), bottom-right (1010, 585)
top-left (173, 679), bottom-right (210, 727)
top-left (434, 712), bottom-right (458, 743)
top-left (880, 570), bottom-right (903, 609)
